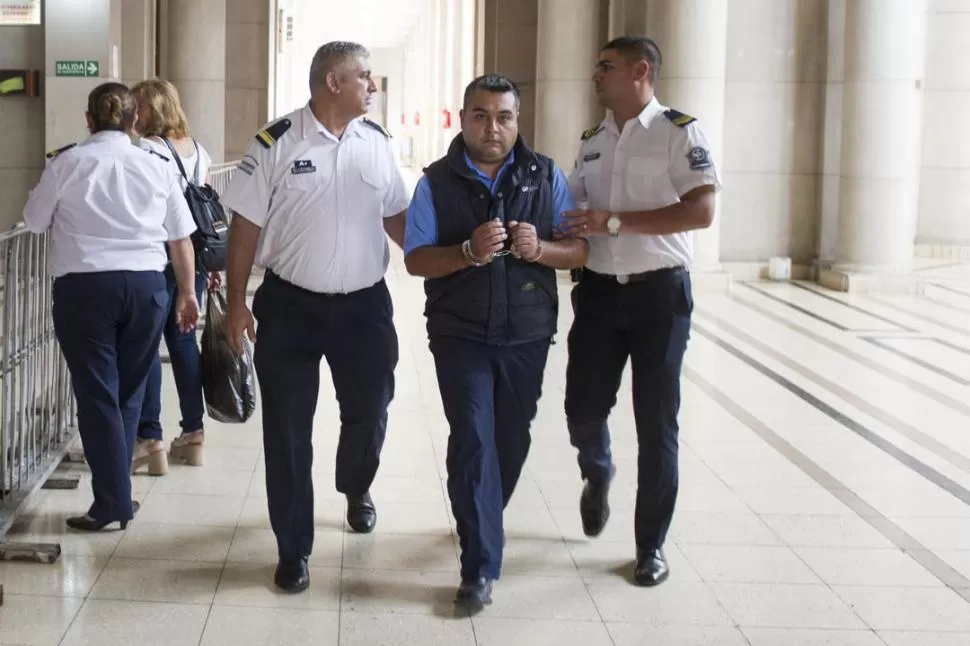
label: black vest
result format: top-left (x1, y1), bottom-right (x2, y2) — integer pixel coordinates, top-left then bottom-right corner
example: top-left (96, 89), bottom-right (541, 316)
top-left (423, 135), bottom-right (559, 346)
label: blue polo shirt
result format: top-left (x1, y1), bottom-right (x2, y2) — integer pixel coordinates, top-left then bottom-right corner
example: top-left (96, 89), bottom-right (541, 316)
top-left (404, 150), bottom-right (576, 255)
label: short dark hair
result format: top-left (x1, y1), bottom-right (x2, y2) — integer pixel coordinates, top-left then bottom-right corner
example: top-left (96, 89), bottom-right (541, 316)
top-left (602, 36), bottom-right (662, 84)
top-left (462, 74), bottom-right (520, 110)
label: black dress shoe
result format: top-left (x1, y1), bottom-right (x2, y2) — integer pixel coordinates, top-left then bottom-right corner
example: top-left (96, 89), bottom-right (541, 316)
top-left (274, 557), bottom-right (310, 593)
top-left (579, 464), bottom-right (616, 537)
top-left (454, 577), bottom-right (493, 616)
top-left (66, 501), bottom-right (140, 532)
top-left (634, 548), bottom-right (669, 587)
top-left (347, 492), bottom-right (377, 533)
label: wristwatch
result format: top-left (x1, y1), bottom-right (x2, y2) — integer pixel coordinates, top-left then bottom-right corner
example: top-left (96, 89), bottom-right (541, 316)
top-left (607, 213), bottom-right (621, 237)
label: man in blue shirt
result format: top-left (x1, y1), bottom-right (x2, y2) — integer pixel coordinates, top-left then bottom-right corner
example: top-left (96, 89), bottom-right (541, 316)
top-left (404, 74), bottom-right (588, 615)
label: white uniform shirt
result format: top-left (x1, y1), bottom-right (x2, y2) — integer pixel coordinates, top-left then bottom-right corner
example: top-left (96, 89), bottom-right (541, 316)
top-left (22, 131), bottom-right (197, 278)
top-left (568, 97), bottom-right (721, 275)
top-left (220, 104), bottom-right (411, 294)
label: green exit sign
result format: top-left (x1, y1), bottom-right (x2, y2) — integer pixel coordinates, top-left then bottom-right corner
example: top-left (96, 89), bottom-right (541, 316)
top-left (55, 61), bottom-right (100, 78)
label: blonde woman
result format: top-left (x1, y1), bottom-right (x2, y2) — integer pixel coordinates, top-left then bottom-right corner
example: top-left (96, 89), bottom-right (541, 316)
top-left (130, 79), bottom-right (214, 473)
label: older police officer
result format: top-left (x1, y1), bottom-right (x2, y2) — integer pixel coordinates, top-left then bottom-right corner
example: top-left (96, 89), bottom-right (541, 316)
top-left (560, 36), bottom-right (720, 586)
top-left (405, 74), bottom-right (588, 613)
top-left (23, 82), bottom-right (199, 531)
top-left (220, 41), bottom-right (410, 594)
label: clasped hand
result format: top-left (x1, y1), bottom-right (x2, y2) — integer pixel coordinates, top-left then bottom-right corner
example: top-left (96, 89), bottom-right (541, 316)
top-left (469, 218), bottom-right (541, 263)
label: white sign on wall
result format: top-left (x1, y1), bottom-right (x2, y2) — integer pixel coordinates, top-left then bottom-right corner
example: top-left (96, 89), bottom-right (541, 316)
top-left (0, 0), bottom-right (41, 25)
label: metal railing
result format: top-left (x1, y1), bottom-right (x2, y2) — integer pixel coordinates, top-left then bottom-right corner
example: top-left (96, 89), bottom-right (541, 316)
top-left (0, 227), bottom-right (76, 537)
top-left (0, 160), bottom-right (240, 539)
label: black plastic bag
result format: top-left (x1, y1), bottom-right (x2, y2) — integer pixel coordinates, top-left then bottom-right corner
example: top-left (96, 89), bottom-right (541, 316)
top-left (201, 288), bottom-right (257, 423)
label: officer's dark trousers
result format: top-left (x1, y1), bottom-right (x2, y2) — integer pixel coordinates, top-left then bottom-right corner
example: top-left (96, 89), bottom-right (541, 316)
top-left (53, 271), bottom-right (168, 523)
top-left (564, 267), bottom-right (693, 551)
top-left (430, 336), bottom-right (551, 582)
top-left (252, 272), bottom-right (398, 562)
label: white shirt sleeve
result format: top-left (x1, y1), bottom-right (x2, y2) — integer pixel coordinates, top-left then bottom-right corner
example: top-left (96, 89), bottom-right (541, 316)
top-left (22, 164), bottom-right (60, 234)
top-left (669, 122), bottom-right (721, 197)
top-left (567, 146), bottom-right (588, 205)
top-left (163, 171), bottom-right (197, 241)
top-left (382, 161), bottom-right (411, 218)
top-left (220, 140), bottom-right (272, 228)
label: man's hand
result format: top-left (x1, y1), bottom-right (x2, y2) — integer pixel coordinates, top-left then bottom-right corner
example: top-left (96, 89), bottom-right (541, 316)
top-left (560, 208), bottom-right (610, 237)
top-left (174, 293), bottom-right (200, 334)
top-left (470, 218), bottom-right (507, 262)
top-left (207, 272), bottom-right (223, 292)
top-left (225, 301), bottom-right (256, 355)
top-left (509, 221), bottom-right (541, 262)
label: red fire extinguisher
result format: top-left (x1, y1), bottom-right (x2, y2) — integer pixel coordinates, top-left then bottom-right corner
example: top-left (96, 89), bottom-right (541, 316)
top-left (413, 112), bottom-right (421, 126)
top-left (442, 109), bottom-right (452, 129)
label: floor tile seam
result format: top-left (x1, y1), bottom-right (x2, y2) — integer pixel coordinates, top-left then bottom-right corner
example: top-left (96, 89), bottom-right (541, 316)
top-left (681, 362), bottom-right (970, 611)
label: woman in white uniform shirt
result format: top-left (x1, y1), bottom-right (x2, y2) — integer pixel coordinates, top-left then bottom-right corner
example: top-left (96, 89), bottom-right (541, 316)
top-left (22, 82), bottom-right (200, 531)
top-left (129, 79), bottom-right (213, 474)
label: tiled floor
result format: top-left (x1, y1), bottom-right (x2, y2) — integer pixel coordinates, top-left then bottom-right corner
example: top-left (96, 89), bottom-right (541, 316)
top-left (4, 255), bottom-right (970, 645)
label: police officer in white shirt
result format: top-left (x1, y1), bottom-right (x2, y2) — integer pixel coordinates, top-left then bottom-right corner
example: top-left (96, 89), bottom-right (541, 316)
top-left (220, 41), bottom-right (410, 594)
top-left (22, 82), bottom-right (200, 532)
top-left (560, 36), bottom-right (720, 587)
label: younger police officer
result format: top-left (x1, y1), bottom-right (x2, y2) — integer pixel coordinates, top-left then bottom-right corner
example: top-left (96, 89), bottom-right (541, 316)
top-left (404, 75), bottom-right (587, 614)
top-left (220, 42), bottom-right (410, 594)
top-left (560, 37), bottom-right (720, 587)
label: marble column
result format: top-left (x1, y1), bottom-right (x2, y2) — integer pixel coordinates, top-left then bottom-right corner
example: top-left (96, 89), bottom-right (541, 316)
top-left (830, 0), bottom-right (926, 279)
top-left (535, 0), bottom-right (602, 170)
top-left (121, 0), bottom-right (155, 88)
top-left (165, 0), bottom-right (226, 162)
top-left (647, 0), bottom-right (728, 274)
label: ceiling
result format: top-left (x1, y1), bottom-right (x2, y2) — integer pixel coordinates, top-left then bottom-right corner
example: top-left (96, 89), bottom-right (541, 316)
top-left (294, 0), bottom-right (427, 49)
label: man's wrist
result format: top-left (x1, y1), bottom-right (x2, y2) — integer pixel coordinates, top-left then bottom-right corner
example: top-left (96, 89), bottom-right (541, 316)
top-left (462, 239), bottom-right (489, 266)
top-left (528, 241), bottom-right (544, 263)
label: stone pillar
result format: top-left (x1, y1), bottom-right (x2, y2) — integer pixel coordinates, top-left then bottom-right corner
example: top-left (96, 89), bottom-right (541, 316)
top-left (535, 0), bottom-right (602, 170)
top-left (164, 0), bottom-right (226, 163)
top-left (647, 0), bottom-right (728, 276)
top-left (225, 0), bottom-right (270, 162)
top-left (824, 0), bottom-right (927, 289)
top-left (121, 0), bottom-right (155, 87)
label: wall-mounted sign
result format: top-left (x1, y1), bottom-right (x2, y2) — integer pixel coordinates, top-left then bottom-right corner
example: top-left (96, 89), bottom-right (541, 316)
top-left (0, 1), bottom-right (41, 25)
top-left (55, 61), bottom-right (100, 77)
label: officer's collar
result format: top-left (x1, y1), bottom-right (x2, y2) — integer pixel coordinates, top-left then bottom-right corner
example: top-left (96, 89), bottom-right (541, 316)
top-left (301, 103), bottom-right (364, 141)
top-left (87, 130), bottom-right (131, 144)
top-left (604, 96), bottom-right (664, 135)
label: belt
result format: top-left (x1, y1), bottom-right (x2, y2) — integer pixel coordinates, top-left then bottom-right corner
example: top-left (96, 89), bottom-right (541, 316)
top-left (580, 266), bottom-right (685, 285)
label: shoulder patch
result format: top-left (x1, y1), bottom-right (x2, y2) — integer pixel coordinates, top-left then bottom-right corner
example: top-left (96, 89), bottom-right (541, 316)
top-left (255, 118), bottom-right (292, 149)
top-left (145, 148), bottom-right (170, 163)
top-left (581, 124), bottom-right (604, 141)
top-left (361, 118), bottom-right (391, 139)
top-left (45, 142), bottom-right (76, 160)
top-left (663, 109), bottom-right (697, 128)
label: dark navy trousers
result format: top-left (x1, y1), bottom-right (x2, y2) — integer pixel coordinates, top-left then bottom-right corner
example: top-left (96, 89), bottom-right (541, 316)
top-left (53, 270), bottom-right (168, 522)
top-left (564, 268), bottom-right (693, 551)
top-left (252, 273), bottom-right (398, 562)
top-left (138, 268), bottom-right (207, 440)
top-left (431, 336), bottom-right (551, 582)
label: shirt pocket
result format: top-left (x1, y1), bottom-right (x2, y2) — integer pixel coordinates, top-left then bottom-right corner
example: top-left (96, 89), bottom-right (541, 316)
top-left (626, 156), bottom-right (672, 204)
top-left (358, 168), bottom-right (389, 214)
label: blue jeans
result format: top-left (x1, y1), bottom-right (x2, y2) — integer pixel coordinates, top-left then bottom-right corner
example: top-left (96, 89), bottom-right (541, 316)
top-left (137, 268), bottom-right (207, 441)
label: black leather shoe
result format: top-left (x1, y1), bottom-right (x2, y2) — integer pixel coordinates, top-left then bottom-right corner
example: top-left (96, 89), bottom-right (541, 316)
top-left (579, 464), bottom-right (616, 537)
top-left (454, 577), bottom-right (493, 616)
top-left (274, 557), bottom-right (310, 593)
top-left (347, 492), bottom-right (377, 533)
top-left (66, 500), bottom-right (140, 532)
top-left (634, 548), bottom-right (669, 587)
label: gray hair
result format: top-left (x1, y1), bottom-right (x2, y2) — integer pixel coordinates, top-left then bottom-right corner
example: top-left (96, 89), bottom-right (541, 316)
top-left (308, 41), bottom-right (369, 90)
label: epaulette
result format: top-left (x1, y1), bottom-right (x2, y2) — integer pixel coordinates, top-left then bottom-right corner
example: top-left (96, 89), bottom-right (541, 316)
top-left (145, 148), bottom-right (170, 163)
top-left (362, 118), bottom-right (391, 139)
top-left (45, 142), bottom-right (76, 160)
top-left (581, 124), bottom-right (604, 141)
top-left (255, 118), bottom-right (292, 149)
top-left (663, 109), bottom-right (697, 128)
